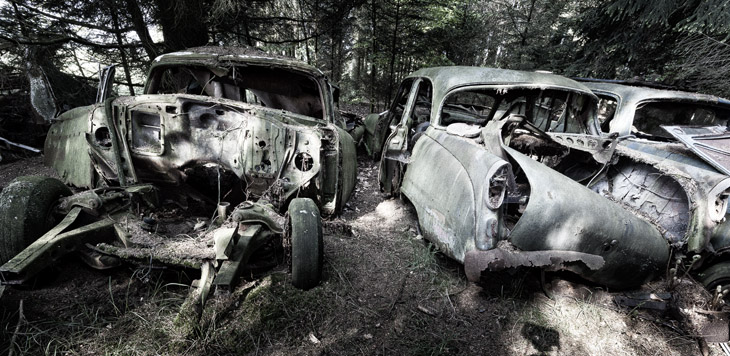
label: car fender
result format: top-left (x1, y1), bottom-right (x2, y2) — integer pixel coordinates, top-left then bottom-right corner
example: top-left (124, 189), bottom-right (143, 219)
top-left (336, 125), bottom-right (358, 208)
top-left (45, 104), bottom-right (97, 188)
top-left (504, 146), bottom-right (671, 288)
top-left (401, 128), bottom-right (508, 262)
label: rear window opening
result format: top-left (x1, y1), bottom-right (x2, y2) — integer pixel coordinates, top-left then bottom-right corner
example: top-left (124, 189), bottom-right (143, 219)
top-left (146, 64), bottom-right (325, 120)
top-left (632, 101), bottom-right (730, 140)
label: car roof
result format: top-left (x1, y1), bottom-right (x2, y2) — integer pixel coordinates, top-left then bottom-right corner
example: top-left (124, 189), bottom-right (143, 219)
top-left (579, 80), bottom-right (730, 135)
top-left (407, 66), bottom-right (596, 101)
top-left (580, 81), bottom-right (730, 105)
top-left (150, 46), bottom-right (325, 77)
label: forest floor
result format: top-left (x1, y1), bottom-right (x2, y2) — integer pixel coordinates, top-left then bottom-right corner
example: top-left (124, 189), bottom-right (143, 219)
top-left (0, 153), bottom-right (727, 356)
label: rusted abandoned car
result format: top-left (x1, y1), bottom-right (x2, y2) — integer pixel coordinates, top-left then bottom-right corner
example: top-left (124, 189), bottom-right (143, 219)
top-left (579, 79), bottom-right (730, 138)
top-left (578, 79), bottom-right (730, 290)
top-left (0, 47), bottom-right (358, 293)
top-left (374, 66), bottom-right (730, 292)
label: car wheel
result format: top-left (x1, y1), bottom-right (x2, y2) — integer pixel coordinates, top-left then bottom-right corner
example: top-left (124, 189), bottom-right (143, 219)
top-left (0, 176), bottom-right (71, 265)
top-left (698, 261), bottom-right (730, 296)
top-left (288, 198), bottom-right (323, 290)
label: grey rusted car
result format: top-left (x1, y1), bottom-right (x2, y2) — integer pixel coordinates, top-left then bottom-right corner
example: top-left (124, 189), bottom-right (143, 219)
top-left (0, 47), bottom-right (358, 292)
top-left (578, 80), bottom-right (730, 290)
top-left (375, 66), bottom-right (730, 291)
top-left (577, 80), bottom-right (730, 139)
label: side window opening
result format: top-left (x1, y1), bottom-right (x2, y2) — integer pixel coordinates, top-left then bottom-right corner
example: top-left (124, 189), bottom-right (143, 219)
top-left (632, 101), bottom-right (730, 139)
top-left (408, 80), bottom-right (433, 147)
top-left (385, 78), bottom-right (415, 128)
top-left (441, 90), bottom-right (496, 126)
top-left (409, 80), bottom-right (432, 125)
top-left (441, 88), bottom-right (593, 134)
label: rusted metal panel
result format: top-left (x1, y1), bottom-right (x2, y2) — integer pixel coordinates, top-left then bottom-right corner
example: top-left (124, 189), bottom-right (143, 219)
top-left (464, 248), bottom-right (604, 282)
top-left (504, 146), bottom-right (670, 289)
top-left (44, 106), bottom-right (95, 188)
top-left (663, 125), bottom-right (730, 176)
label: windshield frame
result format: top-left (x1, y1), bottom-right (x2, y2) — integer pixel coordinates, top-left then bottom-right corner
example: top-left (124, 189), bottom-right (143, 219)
top-left (144, 63), bottom-right (329, 121)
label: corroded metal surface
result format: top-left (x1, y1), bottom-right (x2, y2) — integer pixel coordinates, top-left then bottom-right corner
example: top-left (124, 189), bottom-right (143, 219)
top-left (464, 248), bottom-right (604, 282)
top-left (4, 47), bottom-right (357, 293)
top-left (381, 66), bottom-right (730, 291)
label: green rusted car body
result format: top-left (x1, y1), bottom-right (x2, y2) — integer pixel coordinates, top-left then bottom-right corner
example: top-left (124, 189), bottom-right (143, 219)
top-left (1, 47), bottom-right (358, 292)
top-left (377, 67), bottom-right (730, 290)
top-left (45, 47), bottom-right (357, 215)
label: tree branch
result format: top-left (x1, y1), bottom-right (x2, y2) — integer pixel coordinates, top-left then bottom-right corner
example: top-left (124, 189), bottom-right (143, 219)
top-left (9, 0), bottom-right (135, 34)
top-left (247, 16), bottom-right (313, 23)
top-left (0, 33), bottom-right (145, 49)
top-left (217, 26), bottom-right (323, 44)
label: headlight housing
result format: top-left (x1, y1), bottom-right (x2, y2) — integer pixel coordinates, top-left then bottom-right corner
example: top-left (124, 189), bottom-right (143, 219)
top-left (485, 161), bottom-right (511, 210)
top-left (708, 180), bottom-right (730, 222)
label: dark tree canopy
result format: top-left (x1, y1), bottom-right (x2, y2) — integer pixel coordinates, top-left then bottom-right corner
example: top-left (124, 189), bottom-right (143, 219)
top-left (0, 0), bottom-right (729, 113)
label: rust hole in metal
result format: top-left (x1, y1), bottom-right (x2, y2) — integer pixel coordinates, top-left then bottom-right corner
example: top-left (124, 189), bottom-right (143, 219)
top-left (295, 152), bottom-right (314, 171)
top-left (94, 127), bottom-right (112, 148)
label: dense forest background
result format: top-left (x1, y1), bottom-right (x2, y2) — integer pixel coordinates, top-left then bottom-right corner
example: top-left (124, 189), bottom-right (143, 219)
top-left (1, 0), bottom-right (729, 114)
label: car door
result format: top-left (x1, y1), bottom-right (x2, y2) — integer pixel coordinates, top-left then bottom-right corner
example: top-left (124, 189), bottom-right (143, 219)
top-left (395, 84), bottom-right (505, 262)
top-left (378, 78), bottom-right (432, 194)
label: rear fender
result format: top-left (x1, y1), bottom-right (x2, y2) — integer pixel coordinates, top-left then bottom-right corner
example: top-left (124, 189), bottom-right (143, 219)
top-left (45, 105), bottom-right (96, 188)
top-left (504, 146), bottom-right (670, 288)
top-left (336, 126), bottom-right (357, 208)
top-left (401, 130), bottom-right (511, 262)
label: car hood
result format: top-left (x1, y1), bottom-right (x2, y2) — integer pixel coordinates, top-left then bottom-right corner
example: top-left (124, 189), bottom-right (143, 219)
top-left (661, 125), bottom-right (730, 176)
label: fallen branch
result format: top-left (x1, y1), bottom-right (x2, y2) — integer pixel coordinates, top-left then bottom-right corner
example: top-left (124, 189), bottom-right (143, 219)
top-left (388, 273), bottom-right (409, 313)
top-left (0, 137), bottom-right (41, 153)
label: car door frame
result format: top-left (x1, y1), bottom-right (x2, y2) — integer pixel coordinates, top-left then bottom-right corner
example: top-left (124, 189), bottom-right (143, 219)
top-left (378, 78), bottom-right (428, 194)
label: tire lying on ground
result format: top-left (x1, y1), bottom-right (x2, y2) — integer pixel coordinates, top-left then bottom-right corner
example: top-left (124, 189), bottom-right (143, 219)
top-left (288, 197), bottom-right (323, 290)
top-left (0, 176), bottom-right (72, 265)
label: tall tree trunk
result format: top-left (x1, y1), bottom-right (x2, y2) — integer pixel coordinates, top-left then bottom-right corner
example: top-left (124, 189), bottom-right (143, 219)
top-left (355, 47), bottom-right (362, 84)
top-left (298, 0), bottom-right (311, 64)
top-left (313, 0), bottom-right (320, 64)
top-left (369, 0), bottom-right (378, 110)
top-left (110, 8), bottom-right (135, 95)
top-left (521, 0), bottom-right (538, 46)
top-left (124, 0), bottom-right (157, 61)
top-left (387, 0), bottom-right (401, 101)
top-left (154, 0), bottom-right (208, 52)
top-left (241, 7), bottom-right (254, 46)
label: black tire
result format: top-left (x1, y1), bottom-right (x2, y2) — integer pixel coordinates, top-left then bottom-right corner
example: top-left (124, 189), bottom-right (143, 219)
top-left (698, 261), bottom-right (730, 295)
top-left (288, 198), bottom-right (323, 290)
top-left (0, 176), bottom-right (71, 265)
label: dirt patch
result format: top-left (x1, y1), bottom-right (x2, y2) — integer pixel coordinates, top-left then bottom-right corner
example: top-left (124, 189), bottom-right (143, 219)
top-left (0, 155), bottom-right (727, 355)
